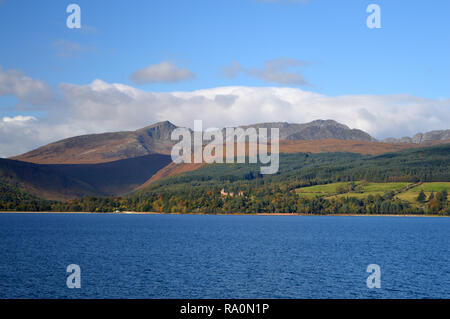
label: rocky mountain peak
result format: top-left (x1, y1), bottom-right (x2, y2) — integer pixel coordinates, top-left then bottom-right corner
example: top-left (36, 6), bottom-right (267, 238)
top-left (383, 129), bottom-right (450, 144)
top-left (136, 121), bottom-right (178, 140)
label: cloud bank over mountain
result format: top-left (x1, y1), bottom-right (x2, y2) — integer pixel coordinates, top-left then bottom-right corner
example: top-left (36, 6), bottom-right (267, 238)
top-left (1, 67), bottom-right (449, 157)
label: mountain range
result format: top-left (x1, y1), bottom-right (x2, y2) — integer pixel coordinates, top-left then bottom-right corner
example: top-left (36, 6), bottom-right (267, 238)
top-left (383, 130), bottom-right (450, 144)
top-left (237, 120), bottom-right (376, 142)
top-left (2, 119), bottom-right (449, 201)
top-left (14, 119), bottom-right (446, 164)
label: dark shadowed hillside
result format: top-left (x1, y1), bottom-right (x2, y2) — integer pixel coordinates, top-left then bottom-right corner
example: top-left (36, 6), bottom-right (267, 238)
top-left (0, 154), bottom-right (171, 200)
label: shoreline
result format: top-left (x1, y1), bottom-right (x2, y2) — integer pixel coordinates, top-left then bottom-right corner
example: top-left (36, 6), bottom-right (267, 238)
top-left (0, 211), bottom-right (447, 217)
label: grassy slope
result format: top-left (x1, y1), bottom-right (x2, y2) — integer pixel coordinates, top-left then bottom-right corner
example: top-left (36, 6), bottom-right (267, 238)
top-left (296, 181), bottom-right (450, 205)
top-left (296, 182), bottom-right (363, 198)
top-left (396, 182), bottom-right (450, 202)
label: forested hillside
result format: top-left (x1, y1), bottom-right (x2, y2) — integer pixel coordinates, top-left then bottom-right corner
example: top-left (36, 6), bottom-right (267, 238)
top-left (118, 144), bottom-right (449, 215)
top-left (2, 144), bottom-right (449, 215)
top-left (0, 183), bottom-right (54, 211)
top-left (142, 143), bottom-right (450, 190)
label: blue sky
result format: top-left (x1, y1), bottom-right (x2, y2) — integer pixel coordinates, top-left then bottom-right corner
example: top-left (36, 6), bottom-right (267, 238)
top-left (1, 0), bottom-right (449, 96)
top-left (0, 0), bottom-right (449, 156)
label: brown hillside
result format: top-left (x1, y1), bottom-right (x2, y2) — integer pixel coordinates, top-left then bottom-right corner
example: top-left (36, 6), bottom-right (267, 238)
top-left (11, 121), bottom-right (178, 164)
top-left (138, 162), bottom-right (206, 189)
top-left (278, 139), bottom-right (420, 155)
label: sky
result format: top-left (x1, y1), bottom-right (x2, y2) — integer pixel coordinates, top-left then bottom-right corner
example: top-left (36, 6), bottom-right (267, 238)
top-left (0, 0), bottom-right (449, 157)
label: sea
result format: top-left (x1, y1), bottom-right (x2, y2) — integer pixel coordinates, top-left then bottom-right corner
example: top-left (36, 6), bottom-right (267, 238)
top-left (0, 213), bottom-right (448, 298)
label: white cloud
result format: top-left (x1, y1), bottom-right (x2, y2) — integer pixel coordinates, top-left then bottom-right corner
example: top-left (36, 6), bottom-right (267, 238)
top-left (130, 61), bottom-right (195, 84)
top-left (1, 78), bottom-right (449, 158)
top-left (2, 115), bottom-right (37, 123)
top-left (0, 116), bottom-right (40, 158)
top-left (0, 67), bottom-right (53, 105)
top-left (222, 58), bottom-right (310, 86)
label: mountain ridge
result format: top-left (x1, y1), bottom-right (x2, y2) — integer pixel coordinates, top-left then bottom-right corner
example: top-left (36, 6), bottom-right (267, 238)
top-left (11, 119), bottom-right (378, 164)
top-left (10, 119), bottom-right (449, 165)
top-left (383, 130), bottom-right (450, 144)
top-left (238, 119), bottom-right (376, 142)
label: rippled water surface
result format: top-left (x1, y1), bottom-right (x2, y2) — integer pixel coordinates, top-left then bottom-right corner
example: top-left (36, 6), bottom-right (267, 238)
top-left (0, 213), bottom-right (448, 298)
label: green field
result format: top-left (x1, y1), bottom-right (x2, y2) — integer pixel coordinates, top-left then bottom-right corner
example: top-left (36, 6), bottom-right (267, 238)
top-left (296, 182), bottom-right (407, 198)
top-left (296, 182), bottom-right (449, 204)
top-left (396, 182), bottom-right (450, 203)
top-left (359, 182), bottom-right (410, 193)
top-left (295, 182), bottom-right (362, 198)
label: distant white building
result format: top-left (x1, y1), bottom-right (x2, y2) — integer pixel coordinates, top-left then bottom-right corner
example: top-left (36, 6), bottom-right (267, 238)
top-left (220, 188), bottom-right (243, 197)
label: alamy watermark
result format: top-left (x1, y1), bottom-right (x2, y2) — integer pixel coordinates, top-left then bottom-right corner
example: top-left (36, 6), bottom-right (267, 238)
top-left (65, 4), bottom-right (380, 30)
top-left (170, 120), bottom-right (279, 175)
top-left (66, 4), bottom-right (81, 29)
top-left (366, 4), bottom-right (381, 29)
top-left (66, 264), bottom-right (81, 289)
top-left (366, 264), bottom-right (381, 289)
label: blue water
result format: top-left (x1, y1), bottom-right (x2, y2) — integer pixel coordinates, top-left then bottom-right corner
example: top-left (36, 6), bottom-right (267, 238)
top-left (0, 213), bottom-right (448, 299)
